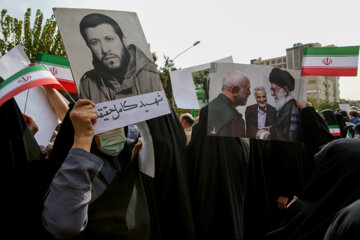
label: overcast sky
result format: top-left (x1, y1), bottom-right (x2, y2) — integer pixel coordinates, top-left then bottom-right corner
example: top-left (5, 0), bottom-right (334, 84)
top-left (2, 0), bottom-right (360, 100)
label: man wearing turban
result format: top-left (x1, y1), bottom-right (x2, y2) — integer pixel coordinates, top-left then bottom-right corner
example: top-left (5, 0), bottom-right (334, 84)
top-left (259, 68), bottom-right (302, 141)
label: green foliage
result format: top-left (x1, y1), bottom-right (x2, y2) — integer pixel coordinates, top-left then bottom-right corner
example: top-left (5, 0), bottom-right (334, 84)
top-left (0, 8), bottom-right (65, 61)
top-left (307, 96), bottom-right (319, 110)
top-left (318, 100), bottom-right (339, 112)
top-left (307, 96), bottom-right (339, 112)
top-left (152, 52), bottom-right (200, 118)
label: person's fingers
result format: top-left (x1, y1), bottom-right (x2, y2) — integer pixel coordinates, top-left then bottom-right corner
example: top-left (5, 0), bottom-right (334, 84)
top-left (73, 99), bottom-right (95, 109)
top-left (131, 141), bottom-right (143, 159)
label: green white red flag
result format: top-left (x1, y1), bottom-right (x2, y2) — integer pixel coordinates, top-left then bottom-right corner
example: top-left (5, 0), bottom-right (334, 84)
top-left (0, 65), bottom-right (62, 107)
top-left (301, 46), bottom-right (359, 76)
top-left (35, 53), bottom-right (77, 93)
top-left (328, 124), bottom-right (341, 137)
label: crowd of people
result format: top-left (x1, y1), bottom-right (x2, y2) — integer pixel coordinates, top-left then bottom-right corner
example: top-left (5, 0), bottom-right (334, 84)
top-left (2, 18), bottom-right (359, 239)
top-left (3, 77), bottom-right (360, 240)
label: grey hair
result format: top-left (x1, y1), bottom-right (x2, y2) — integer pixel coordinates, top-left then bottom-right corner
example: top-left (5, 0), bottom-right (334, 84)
top-left (253, 86), bottom-right (266, 96)
top-left (222, 71), bottom-right (249, 90)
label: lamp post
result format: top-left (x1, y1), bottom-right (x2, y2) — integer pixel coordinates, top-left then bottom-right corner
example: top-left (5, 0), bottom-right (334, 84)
top-left (172, 41), bottom-right (200, 61)
top-left (170, 41), bottom-right (200, 116)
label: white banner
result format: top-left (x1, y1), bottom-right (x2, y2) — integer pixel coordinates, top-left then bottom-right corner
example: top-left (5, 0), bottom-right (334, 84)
top-left (94, 90), bottom-right (170, 135)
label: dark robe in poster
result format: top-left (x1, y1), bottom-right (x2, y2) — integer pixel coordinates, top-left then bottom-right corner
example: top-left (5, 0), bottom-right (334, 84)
top-left (187, 105), bottom-right (249, 240)
top-left (48, 103), bottom-right (196, 240)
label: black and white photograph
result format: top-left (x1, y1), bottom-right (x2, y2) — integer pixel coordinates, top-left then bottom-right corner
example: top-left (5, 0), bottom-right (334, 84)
top-left (54, 8), bottom-right (163, 104)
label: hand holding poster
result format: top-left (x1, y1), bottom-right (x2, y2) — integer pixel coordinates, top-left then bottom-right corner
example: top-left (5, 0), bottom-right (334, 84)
top-left (53, 8), bottom-right (170, 131)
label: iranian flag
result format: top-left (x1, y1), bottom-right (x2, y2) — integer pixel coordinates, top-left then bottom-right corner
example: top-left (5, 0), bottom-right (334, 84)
top-left (328, 124), bottom-right (341, 137)
top-left (35, 53), bottom-right (77, 93)
top-left (0, 65), bottom-right (62, 107)
top-left (301, 46), bottom-right (359, 76)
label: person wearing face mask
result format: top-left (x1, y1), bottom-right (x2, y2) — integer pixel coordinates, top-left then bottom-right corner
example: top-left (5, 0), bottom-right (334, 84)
top-left (43, 99), bottom-right (149, 240)
top-left (245, 86), bottom-right (277, 139)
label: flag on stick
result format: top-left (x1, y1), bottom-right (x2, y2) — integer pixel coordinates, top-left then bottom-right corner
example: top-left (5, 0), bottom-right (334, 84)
top-left (0, 65), bottom-right (62, 107)
top-left (35, 53), bottom-right (77, 93)
top-left (301, 46), bottom-right (359, 76)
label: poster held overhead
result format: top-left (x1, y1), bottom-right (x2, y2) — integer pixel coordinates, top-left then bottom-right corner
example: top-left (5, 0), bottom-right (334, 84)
top-left (53, 8), bottom-right (170, 131)
top-left (207, 62), bottom-right (307, 142)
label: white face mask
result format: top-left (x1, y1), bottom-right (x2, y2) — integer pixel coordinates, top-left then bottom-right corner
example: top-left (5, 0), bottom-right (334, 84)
top-left (98, 128), bottom-right (126, 156)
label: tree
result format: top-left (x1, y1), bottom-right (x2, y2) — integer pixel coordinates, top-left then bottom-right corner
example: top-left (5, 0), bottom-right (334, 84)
top-left (0, 8), bottom-right (65, 61)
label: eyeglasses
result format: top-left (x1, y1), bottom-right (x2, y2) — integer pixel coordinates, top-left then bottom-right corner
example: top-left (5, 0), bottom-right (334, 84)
top-left (270, 87), bottom-right (282, 92)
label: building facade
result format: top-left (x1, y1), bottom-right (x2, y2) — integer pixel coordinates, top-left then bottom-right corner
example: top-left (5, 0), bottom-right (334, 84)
top-left (250, 42), bottom-right (340, 103)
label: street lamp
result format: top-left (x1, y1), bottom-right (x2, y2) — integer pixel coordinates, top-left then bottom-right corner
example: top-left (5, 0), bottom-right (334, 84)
top-left (170, 41), bottom-right (201, 117)
top-left (172, 41), bottom-right (200, 61)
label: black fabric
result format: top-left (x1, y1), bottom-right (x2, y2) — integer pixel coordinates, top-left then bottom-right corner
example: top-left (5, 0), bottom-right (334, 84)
top-left (1, 98), bottom-right (54, 238)
top-left (266, 138), bottom-right (360, 240)
top-left (324, 198), bottom-right (360, 240)
top-left (82, 156), bottom-right (150, 240)
top-left (244, 139), bottom-right (311, 240)
top-left (187, 105), bottom-right (249, 240)
top-left (301, 107), bottom-right (335, 157)
top-left (244, 106), bottom-right (331, 240)
top-left (142, 106), bottom-right (197, 240)
top-left (270, 99), bottom-right (302, 141)
top-left (48, 104), bottom-right (151, 240)
top-left (335, 113), bottom-right (347, 138)
top-left (48, 103), bottom-right (196, 240)
top-left (321, 109), bottom-right (337, 125)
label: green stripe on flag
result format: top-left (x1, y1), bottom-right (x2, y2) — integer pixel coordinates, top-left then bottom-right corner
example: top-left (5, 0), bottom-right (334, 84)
top-left (328, 125), bottom-right (340, 129)
top-left (304, 46), bottom-right (359, 57)
top-left (35, 52), bottom-right (69, 67)
top-left (0, 65), bottom-right (48, 90)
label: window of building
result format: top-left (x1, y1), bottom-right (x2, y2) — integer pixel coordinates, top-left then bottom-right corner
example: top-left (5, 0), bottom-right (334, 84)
top-left (266, 62), bottom-right (270, 65)
top-left (277, 59), bottom-right (281, 63)
top-left (271, 60), bottom-right (275, 64)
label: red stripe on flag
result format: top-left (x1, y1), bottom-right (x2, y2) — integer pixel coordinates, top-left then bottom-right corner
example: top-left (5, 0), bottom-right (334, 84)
top-left (331, 132), bottom-right (341, 137)
top-left (56, 78), bottom-right (77, 93)
top-left (0, 78), bottom-right (61, 107)
top-left (301, 67), bottom-right (358, 76)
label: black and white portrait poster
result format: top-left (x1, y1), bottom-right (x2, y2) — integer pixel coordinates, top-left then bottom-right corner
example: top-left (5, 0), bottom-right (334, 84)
top-left (54, 8), bottom-right (170, 134)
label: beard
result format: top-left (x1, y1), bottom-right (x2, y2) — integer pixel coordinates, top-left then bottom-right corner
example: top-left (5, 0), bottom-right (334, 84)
top-left (258, 102), bottom-right (267, 108)
top-left (92, 49), bottom-right (130, 80)
top-left (274, 89), bottom-right (287, 111)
